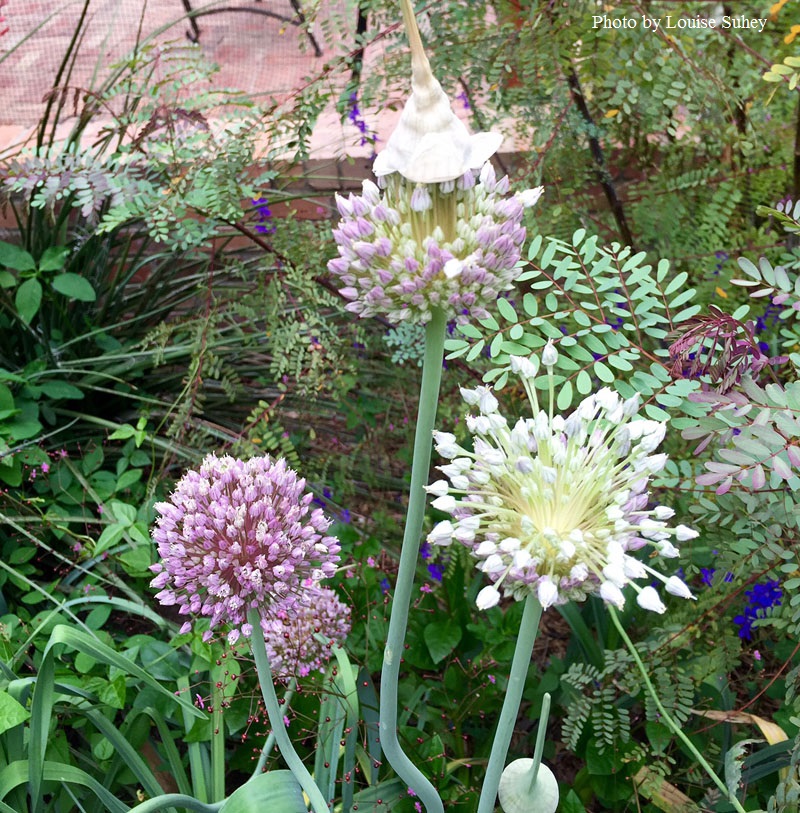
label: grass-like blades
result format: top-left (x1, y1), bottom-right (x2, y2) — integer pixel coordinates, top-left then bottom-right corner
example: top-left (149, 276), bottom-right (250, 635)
top-left (27, 625), bottom-right (203, 813)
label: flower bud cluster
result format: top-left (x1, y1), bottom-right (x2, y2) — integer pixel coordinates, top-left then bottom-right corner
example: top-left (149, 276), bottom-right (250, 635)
top-left (150, 454), bottom-right (341, 644)
top-left (328, 165), bottom-right (543, 324)
top-left (427, 355), bottom-right (697, 612)
top-left (262, 585), bottom-right (351, 677)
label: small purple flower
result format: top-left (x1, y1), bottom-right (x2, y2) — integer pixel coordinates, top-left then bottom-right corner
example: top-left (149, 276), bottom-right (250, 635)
top-left (252, 197), bottom-right (277, 235)
top-left (427, 563), bottom-right (444, 583)
top-left (262, 585), bottom-right (351, 677)
top-left (150, 454), bottom-right (341, 644)
top-left (734, 580), bottom-right (782, 640)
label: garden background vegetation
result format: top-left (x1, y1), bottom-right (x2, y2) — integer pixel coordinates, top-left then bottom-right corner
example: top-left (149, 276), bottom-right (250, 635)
top-left (1, 0), bottom-right (799, 811)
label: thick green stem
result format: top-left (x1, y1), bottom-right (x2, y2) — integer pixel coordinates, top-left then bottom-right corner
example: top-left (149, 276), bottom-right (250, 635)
top-left (252, 679), bottom-right (296, 778)
top-left (379, 308), bottom-right (447, 813)
top-left (247, 608), bottom-right (330, 813)
top-left (210, 650), bottom-right (226, 801)
top-left (527, 692), bottom-right (551, 792)
top-left (608, 607), bottom-right (747, 813)
top-left (478, 594), bottom-right (543, 813)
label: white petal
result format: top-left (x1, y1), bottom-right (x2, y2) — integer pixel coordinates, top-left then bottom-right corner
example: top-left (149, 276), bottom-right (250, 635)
top-left (425, 479), bottom-right (450, 497)
top-left (541, 340), bottom-right (559, 368)
top-left (665, 575), bottom-right (695, 600)
top-left (443, 258), bottom-right (463, 279)
top-left (476, 585), bottom-right (501, 610)
top-left (537, 578), bottom-right (559, 609)
top-left (428, 520), bottom-right (454, 545)
top-left (517, 187), bottom-right (544, 208)
top-left (509, 355), bottom-right (538, 379)
top-left (675, 524), bottom-right (699, 541)
top-left (636, 586), bottom-right (666, 614)
top-left (431, 495), bottom-right (456, 513)
top-left (600, 581), bottom-right (626, 608)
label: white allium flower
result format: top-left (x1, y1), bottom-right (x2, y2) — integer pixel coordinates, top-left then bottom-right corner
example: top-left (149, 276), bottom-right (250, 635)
top-left (428, 352), bottom-right (697, 612)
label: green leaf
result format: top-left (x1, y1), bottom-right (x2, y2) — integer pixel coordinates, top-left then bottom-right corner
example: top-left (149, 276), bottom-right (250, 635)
top-left (15, 278), bottom-right (42, 324)
top-left (496, 297), bottom-right (518, 323)
top-left (37, 246), bottom-right (69, 272)
top-left (39, 381), bottom-right (84, 400)
top-left (423, 621), bottom-right (462, 664)
top-left (0, 271), bottom-right (14, 289)
top-left (0, 241), bottom-right (36, 272)
top-left (0, 691), bottom-right (30, 735)
top-left (220, 771), bottom-right (307, 813)
top-left (51, 273), bottom-right (96, 302)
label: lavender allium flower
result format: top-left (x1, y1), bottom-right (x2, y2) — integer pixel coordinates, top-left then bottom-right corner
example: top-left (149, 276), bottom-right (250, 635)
top-left (426, 351), bottom-right (697, 613)
top-left (328, 166), bottom-right (543, 324)
top-left (150, 454), bottom-right (341, 644)
top-left (262, 585), bottom-right (351, 677)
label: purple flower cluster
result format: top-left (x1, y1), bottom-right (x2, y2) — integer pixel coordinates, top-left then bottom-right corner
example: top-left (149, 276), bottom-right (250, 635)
top-left (733, 580), bottom-right (782, 640)
top-left (252, 197), bottom-right (276, 235)
top-left (347, 93), bottom-right (377, 148)
top-left (328, 165), bottom-right (542, 324)
top-left (150, 454), bottom-right (341, 645)
top-left (262, 585), bottom-right (351, 677)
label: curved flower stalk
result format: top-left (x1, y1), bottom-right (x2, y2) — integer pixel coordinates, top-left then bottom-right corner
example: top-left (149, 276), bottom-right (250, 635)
top-left (427, 343), bottom-right (698, 613)
top-left (150, 454), bottom-right (341, 645)
top-left (262, 585), bottom-right (351, 678)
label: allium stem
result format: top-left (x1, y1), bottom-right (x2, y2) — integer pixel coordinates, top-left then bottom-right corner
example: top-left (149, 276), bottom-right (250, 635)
top-left (527, 692), bottom-right (551, 793)
top-left (128, 795), bottom-right (224, 813)
top-left (247, 608), bottom-right (330, 813)
top-left (211, 650), bottom-right (225, 800)
top-left (252, 678), bottom-right (296, 778)
top-left (608, 607), bottom-right (748, 813)
top-left (477, 594), bottom-right (543, 813)
top-left (379, 307), bottom-right (447, 813)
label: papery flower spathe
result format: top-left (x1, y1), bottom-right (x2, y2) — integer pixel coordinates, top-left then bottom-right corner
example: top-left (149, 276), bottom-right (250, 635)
top-left (262, 585), bottom-right (351, 677)
top-left (149, 454), bottom-right (341, 644)
top-left (426, 352), bottom-right (697, 613)
top-left (372, 0), bottom-right (501, 183)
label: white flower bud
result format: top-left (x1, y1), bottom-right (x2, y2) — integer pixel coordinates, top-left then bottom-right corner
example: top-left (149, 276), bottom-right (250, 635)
top-left (665, 575), bottom-right (695, 600)
top-left (509, 354), bottom-right (539, 379)
top-left (474, 540), bottom-right (497, 557)
top-left (537, 577), bottom-right (559, 609)
top-left (675, 524), bottom-right (699, 541)
top-left (600, 581), bottom-right (626, 608)
top-left (636, 586), bottom-right (666, 614)
top-left (476, 585), bottom-right (501, 610)
top-left (431, 494), bottom-right (456, 513)
top-left (479, 387), bottom-right (499, 415)
top-left (443, 258), bottom-right (463, 279)
top-left (541, 340), bottom-right (559, 368)
top-left (425, 479), bottom-right (450, 497)
top-left (516, 187), bottom-right (544, 208)
top-left (428, 520), bottom-right (454, 546)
